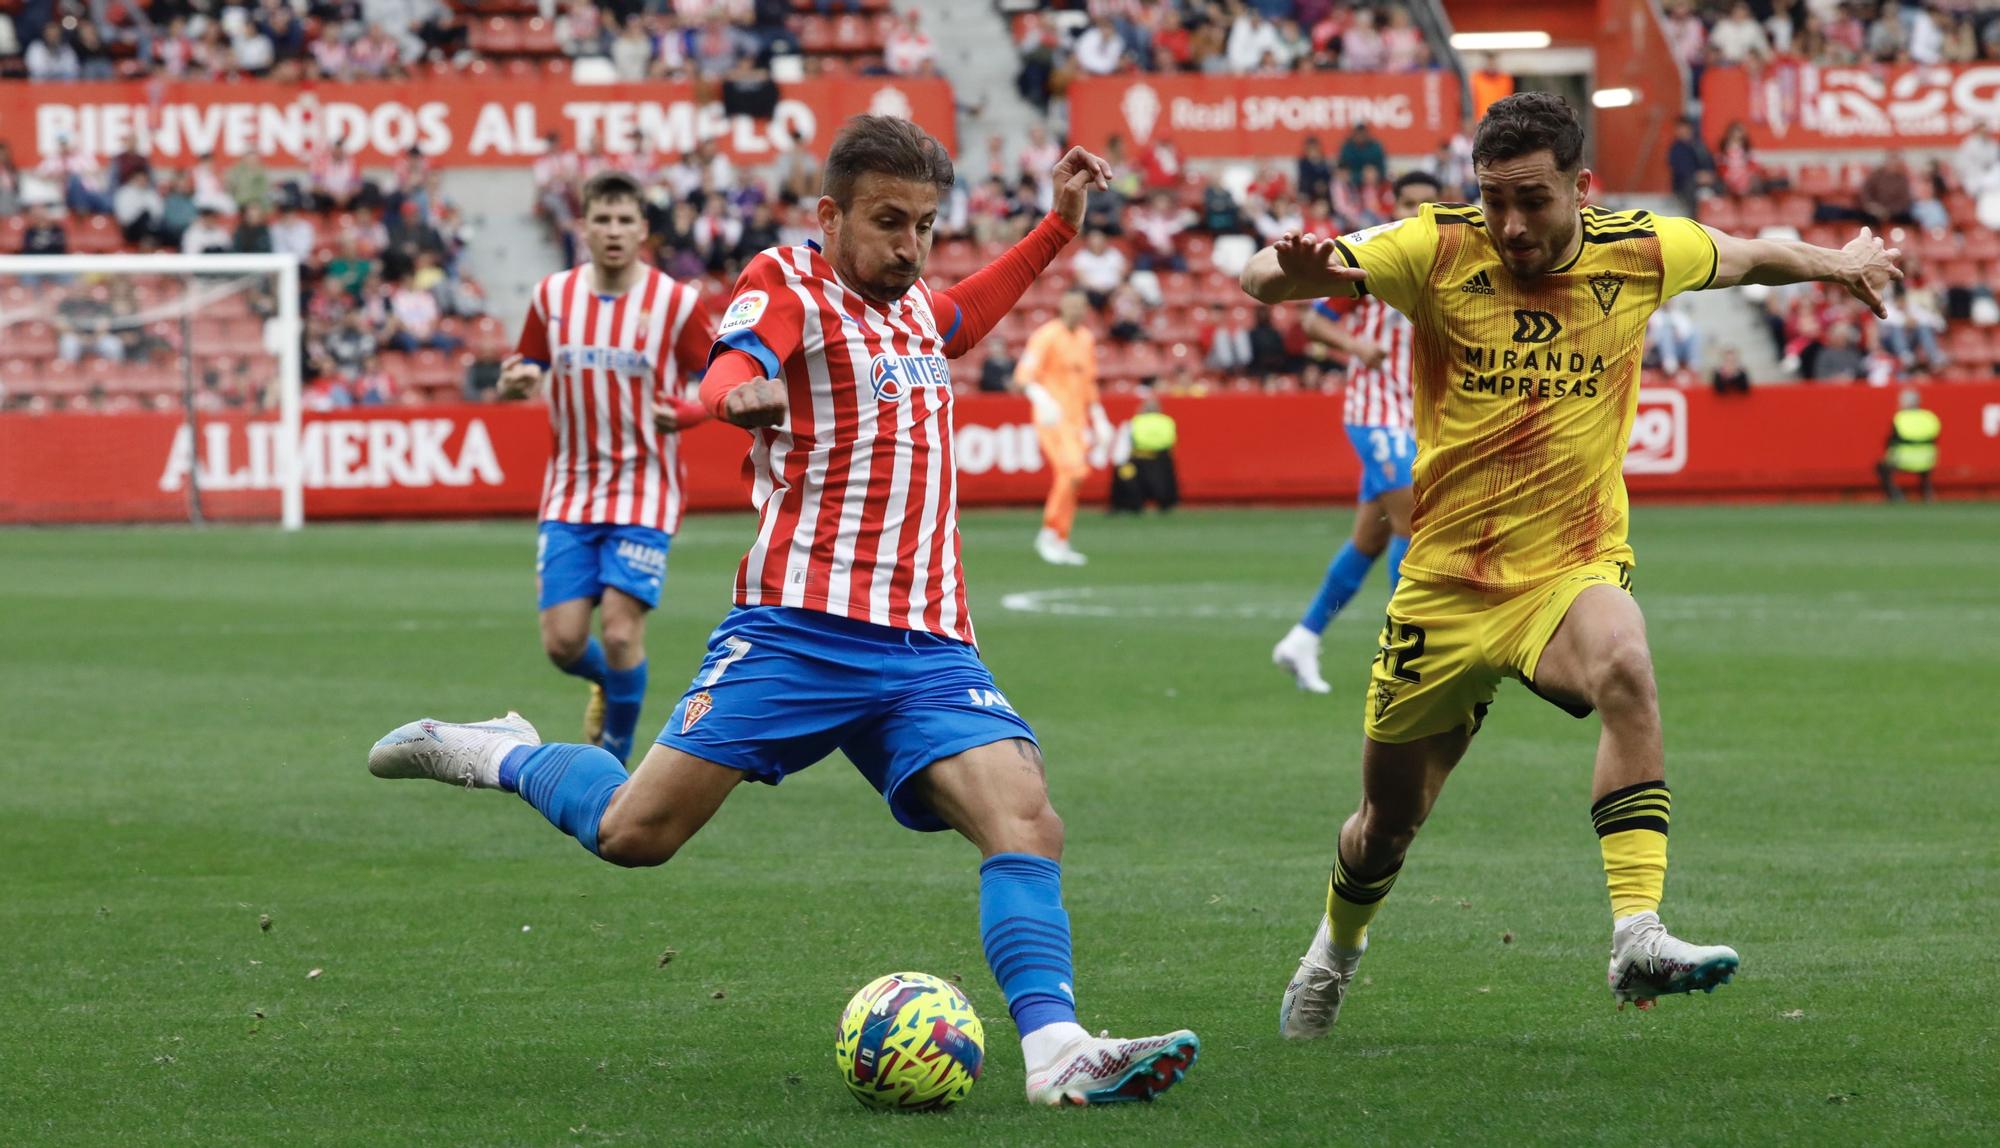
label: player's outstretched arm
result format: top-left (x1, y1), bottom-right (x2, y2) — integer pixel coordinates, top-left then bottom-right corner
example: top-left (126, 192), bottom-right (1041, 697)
top-left (1706, 224), bottom-right (1903, 318)
top-left (935, 146), bottom-right (1112, 359)
top-left (495, 353), bottom-right (543, 400)
top-left (1241, 231), bottom-right (1369, 304)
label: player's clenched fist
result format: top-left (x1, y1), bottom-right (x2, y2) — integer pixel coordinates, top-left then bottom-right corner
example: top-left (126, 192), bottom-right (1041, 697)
top-left (496, 353), bottom-right (541, 399)
top-left (721, 378), bottom-right (789, 428)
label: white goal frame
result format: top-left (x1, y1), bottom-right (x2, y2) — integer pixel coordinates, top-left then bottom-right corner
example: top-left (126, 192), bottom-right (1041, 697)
top-left (0, 252), bottom-right (305, 530)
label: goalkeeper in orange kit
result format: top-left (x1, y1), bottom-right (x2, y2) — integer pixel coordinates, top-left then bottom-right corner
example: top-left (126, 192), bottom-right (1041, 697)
top-left (1015, 289), bottom-right (1113, 566)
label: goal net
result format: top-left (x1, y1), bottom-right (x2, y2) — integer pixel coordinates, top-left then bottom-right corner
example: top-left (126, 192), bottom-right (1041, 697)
top-left (0, 253), bottom-right (303, 529)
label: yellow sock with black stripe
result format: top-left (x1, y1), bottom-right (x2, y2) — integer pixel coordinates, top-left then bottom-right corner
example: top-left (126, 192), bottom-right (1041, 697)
top-left (1325, 850), bottom-right (1402, 952)
top-left (1592, 781), bottom-right (1671, 920)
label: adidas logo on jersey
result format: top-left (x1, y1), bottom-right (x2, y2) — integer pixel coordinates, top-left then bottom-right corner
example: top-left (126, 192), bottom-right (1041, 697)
top-left (1460, 269), bottom-right (1496, 296)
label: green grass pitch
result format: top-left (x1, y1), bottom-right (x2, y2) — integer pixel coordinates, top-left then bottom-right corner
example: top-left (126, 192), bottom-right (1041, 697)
top-left (3, 503), bottom-right (1996, 1146)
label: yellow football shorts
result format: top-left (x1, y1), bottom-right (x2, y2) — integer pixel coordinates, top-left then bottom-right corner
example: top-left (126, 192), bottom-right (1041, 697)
top-left (1363, 558), bottom-right (1633, 743)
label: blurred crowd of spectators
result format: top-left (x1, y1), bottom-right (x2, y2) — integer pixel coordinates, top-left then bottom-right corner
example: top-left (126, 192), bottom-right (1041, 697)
top-left (1014, 1), bottom-right (1433, 111)
top-left (1665, 0), bottom-right (2000, 74)
top-left (8, 0), bottom-right (466, 82)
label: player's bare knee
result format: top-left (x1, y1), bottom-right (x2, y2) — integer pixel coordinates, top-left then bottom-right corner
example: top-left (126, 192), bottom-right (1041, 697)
top-left (1592, 641), bottom-right (1657, 716)
top-left (542, 631), bottom-right (588, 667)
top-left (595, 818), bottom-right (677, 868)
top-left (1356, 806), bottom-right (1422, 863)
top-left (600, 627), bottom-right (642, 667)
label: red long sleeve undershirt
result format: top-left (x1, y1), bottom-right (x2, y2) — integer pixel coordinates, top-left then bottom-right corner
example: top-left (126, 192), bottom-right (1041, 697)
top-left (701, 212), bottom-right (1079, 419)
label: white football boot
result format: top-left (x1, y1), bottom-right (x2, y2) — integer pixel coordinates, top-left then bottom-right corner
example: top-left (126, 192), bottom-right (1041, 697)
top-left (1024, 1029), bottom-right (1200, 1106)
top-left (1607, 910), bottom-right (1740, 1009)
top-left (1035, 528), bottom-right (1088, 567)
top-left (1272, 624), bottom-right (1332, 694)
top-left (367, 712), bottom-right (541, 789)
top-left (1279, 916), bottom-right (1364, 1039)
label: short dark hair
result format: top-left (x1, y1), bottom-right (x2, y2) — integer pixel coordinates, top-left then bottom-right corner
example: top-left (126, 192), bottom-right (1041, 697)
top-left (581, 170), bottom-right (645, 212)
top-left (822, 115), bottom-right (954, 208)
top-left (1392, 169), bottom-right (1441, 197)
top-left (1472, 91), bottom-right (1585, 172)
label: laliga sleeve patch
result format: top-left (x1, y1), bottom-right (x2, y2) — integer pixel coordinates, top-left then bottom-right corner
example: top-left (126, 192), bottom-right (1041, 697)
top-left (1342, 219), bottom-right (1407, 245)
top-left (717, 290), bottom-right (769, 335)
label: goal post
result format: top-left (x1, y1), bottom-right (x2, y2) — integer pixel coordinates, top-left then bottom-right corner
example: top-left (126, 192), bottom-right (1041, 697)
top-left (0, 252), bottom-right (305, 530)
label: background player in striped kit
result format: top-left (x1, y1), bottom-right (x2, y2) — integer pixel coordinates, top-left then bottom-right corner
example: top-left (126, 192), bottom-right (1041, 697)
top-left (496, 171), bottom-right (715, 764)
top-left (1273, 170), bottom-right (1440, 694)
top-left (368, 117), bottom-right (1200, 1107)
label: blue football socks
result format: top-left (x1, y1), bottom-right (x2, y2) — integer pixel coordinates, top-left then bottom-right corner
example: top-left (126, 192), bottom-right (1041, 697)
top-left (560, 635), bottom-right (609, 685)
top-left (498, 743), bottom-right (627, 857)
top-left (1385, 533), bottom-right (1410, 591)
top-left (979, 854), bottom-right (1079, 1035)
top-left (1301, 542), bottom-right (1377, 634)
top-left (600, 659), bottom-right (648, 764)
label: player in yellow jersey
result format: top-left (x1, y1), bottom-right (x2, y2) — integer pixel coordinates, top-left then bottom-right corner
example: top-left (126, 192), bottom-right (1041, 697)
top-left (1241, 92), bottom-right (1902, 1029)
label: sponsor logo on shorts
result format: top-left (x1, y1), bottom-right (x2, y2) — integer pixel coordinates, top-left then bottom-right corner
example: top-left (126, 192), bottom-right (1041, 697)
top-left (966, 688), bottom-right (1016, 712)
top-left (616, 539), bottom-right (668, 577)
top-left (681, 691), bottom-right (713, 732)
top-left (1373, 680), bottom-right (1400, 721)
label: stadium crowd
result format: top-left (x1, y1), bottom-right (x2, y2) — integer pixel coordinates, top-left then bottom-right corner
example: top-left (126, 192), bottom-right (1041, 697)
top-left (1664, 0), bottom-right (2000, 73)
top-left (6, 0), bottom-right (2000, 413)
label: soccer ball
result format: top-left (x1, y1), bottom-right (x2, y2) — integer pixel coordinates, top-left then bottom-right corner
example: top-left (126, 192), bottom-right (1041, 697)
top-left (834, 972), bottom-right (985, 1111)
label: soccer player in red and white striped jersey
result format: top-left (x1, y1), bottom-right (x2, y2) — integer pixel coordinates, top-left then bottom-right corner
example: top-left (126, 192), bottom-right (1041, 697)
top-left (1272, 170), bottom-right (1441, 694)
top-left (367, 118), bottom-right (1201, 1108)
top-left (498, 170), bottom-right (714, 764)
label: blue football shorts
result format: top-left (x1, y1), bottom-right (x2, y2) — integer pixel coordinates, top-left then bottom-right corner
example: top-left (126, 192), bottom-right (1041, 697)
top-left (535, 521), bottom-right (672, 610)
top-left (656, 605), bottom-right (1039, 832)
top-left (1344, 423), bottom-right (1416, 503)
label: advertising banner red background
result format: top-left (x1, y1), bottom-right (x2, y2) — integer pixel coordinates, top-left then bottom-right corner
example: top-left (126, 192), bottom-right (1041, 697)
top-left (1701, 62), bottom-right (2000, 149)
top-left (5, 384), bottom-right (1998, 526)
top-left (5, 75), bottom-right (957, 166)
top-left (1067, 73), bottom-right (1462, 160)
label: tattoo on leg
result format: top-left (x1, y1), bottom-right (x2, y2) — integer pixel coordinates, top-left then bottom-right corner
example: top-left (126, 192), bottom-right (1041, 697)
top-left (1012, 738), bottom-right (1045, 776)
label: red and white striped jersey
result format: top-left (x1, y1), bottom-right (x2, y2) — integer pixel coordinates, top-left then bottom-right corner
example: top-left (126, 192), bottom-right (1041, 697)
top-left (711, 242), bottom-right (975, 644)
top-left (515, 263), bottom-right (713, 532)
top-left (1315, 295), bottom-right (1414, 429)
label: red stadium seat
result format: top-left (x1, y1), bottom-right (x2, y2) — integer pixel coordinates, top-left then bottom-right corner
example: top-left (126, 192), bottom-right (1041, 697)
top-left (1945, 326), bottom-right (1988, 365)
top-left (466, 316), bottom-right (511, 360)
top-left (518, 17), bottom-right (559, 55)
top-left (1936, 258), bottom-right (1979, 290)
top-left (1734, 198), bottom-right (1778, 233)
top-left (15, 321), bottom-right (58, 358)
top-left (1773, 194), bottom-right (1815, 232)
top-left (1960, 229), bottom-right (2000, 262)
top-left (1696, 198), bottom-right (1739, 229)
top-left (469, 15), bottom-right (521, 55)
top-left (1178, 232), bottom-right (1214, 267)
top-left (0, 356), bottom-right (33, 392)
top-left (795, 15), bottom-right (833, 53)
top-left (1793, 164), bottom-right (1838, 198)
top-left (376, 351), bottom-right (412, 384)
top-left (68, 215), bottom-right (124, 254)
top-left (1946, 193), bottom-right (1978, 229)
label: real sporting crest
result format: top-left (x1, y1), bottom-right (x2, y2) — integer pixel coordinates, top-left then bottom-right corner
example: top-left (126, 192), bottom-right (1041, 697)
top-left (681, 691), bottom-right (714, 733)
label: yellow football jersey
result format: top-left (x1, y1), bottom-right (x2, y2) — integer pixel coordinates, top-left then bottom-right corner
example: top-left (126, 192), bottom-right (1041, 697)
top-left (1332, 202), bottom-right (1717, 590)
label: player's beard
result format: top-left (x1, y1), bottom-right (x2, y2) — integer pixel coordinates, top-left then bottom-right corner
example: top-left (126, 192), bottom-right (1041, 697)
top-left (1501, 217), bottom-right (1577, 279)
top-left (856, 261), bottom-right (921, 303)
